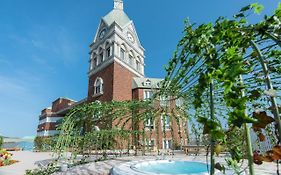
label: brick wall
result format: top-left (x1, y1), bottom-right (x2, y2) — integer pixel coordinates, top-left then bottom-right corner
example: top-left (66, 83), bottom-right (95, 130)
top-left (113, 62), bottom-right (139, 101)
top-left (87, 63), bottom-right (114, 102)
top-left (52, 98), bottom-right (75, 112)
top-left (37, 123), bottom-right (57, 132)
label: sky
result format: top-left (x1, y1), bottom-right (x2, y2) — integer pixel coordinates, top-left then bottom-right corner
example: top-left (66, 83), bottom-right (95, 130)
top-left (0, 0), bottom-right (280, 137)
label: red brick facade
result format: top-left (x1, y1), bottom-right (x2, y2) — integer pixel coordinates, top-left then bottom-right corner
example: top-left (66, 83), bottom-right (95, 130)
top-left (37, 1), bottom-right (188, 148)
top-left (88, 61), bottom-right (139, 103)
top-left (37, 98), bottom-right (77, 136)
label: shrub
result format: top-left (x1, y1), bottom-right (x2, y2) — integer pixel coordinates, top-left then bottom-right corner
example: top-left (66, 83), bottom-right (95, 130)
top-left (34, 136), bottom-right (56, 151)
top-left (0, 136), bottom-right (3, 148)
top-left (25, 163), bottom-right (59, 175)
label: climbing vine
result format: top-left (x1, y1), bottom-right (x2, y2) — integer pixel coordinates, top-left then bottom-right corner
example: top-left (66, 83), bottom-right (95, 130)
top-left (161, 2), bottom-right (281, 175)
top-left (52, 98), bottom-right (188, 166)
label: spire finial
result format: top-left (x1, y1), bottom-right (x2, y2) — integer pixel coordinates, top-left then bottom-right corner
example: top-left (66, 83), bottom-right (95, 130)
top-left (114, 0), bottom-right (123, 10)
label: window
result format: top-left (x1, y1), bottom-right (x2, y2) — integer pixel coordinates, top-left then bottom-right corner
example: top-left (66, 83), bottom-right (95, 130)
top-left (99, 52), bottom-right (104, 63)
top-left (93, 57), bottom-right (97, 67)
top-left (94, 77), bottom-right (103, 95)
top-left (136, 61), bottom-right (140, 71)
top-left (163, 140), bottom-right (172, 149)
top-left (176, 98), bottom-right (183, 107)
top-left (162, 115), bottom-right (171, 130)
top-left (146, 139), bottom-right (155, 147)
top-left (145, 117), bottom-right (154, 129)
top-left (106, 47), bottom-right (111, 58)
top-left (120, 48), bottom-right (125, 60)
top-left (129, 55), bottom-right (133, 65)
top-left (145, 80), bottom-right (151, 86)
top-left (144, 90), bottom-right (153, 100)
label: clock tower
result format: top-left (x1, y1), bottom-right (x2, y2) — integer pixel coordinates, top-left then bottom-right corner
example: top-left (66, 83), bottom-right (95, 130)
top-left (87, 0), bottom-right (145, 103)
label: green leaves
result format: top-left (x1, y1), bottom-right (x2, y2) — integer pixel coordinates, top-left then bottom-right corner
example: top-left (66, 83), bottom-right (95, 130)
top-left (161, 3), bottom-right (281, 174)
top-left (240, 5), bottom-right (251, 13)
top-left (251, 3), bottom-right (264, 14)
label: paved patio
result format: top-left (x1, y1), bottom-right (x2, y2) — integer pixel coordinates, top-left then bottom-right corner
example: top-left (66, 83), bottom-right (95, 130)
top-left (0, 151), bottom-right (278, 175)
top-left (0, 151), bottom-right (52, 175)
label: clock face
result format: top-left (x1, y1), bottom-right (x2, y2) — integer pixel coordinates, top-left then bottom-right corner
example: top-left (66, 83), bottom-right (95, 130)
top-left (99, 29), bottom-right (106, 39)
top-left (127, 32), bottom-right (135, 43)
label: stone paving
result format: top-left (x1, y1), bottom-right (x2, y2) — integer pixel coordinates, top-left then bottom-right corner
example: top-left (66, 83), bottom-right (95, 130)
top-left (0, 151), bottom-right (278, 175)
top-left (0, 151), bottom-right (53, 175)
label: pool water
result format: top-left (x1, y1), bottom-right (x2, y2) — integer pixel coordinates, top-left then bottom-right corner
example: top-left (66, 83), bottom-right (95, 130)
top-left (133, 160), bottom-right (208, 174)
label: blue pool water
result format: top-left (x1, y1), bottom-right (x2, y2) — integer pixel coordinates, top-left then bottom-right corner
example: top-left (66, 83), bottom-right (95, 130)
top-left (134, 160), bottom-right (208, 174)
top-left (3, 141), bottom-right (34, 151)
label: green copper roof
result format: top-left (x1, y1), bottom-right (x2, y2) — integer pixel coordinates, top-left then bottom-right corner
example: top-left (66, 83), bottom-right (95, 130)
top-left (102, 9), bottom-right (131, 28)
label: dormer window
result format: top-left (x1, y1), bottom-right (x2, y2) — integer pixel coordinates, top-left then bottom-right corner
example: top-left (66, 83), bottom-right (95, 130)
top-left (145, 79), bottom-right (151, 86)
top-left (94, 77), bottom-right (104, 95)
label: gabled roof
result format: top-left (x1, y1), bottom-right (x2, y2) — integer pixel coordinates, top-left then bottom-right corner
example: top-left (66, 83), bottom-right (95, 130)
top-left (132, 77), bottom-right (163, 89)
top-left (102, 9), bottom-right (131, 28)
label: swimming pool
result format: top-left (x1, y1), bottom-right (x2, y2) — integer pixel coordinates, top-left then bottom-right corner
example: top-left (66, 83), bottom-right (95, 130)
top-left (132, 160), bottom-right (208, 174)
top-left (111, 160), bottom-right (209, 175)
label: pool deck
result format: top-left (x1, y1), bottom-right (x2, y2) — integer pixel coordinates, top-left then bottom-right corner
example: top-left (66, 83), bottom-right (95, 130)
top-left (0, 151), bottom-right (52, 175)
top-left (54, 153), bottom-right (278, 175)
top-left (0, 151), bottom-right (278, 175)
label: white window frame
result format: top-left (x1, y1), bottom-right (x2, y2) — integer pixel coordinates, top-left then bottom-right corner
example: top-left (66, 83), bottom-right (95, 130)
top-left (106, 47), bottom-right (111, 58)
top-left (136, 60), bottom-right (140, 71)
top-left (99, 52), bottom-right (104, 63)
top-left (129, 54), bottom-right (133, 66)
top-left (120, 48), bottom-right (125, 60)
top-left (145, 117), bottom-right (154, 130)
top-left (94, 77), bottom-right (104, 95)
top-left (163, 139), bottom-right (172, 149)
top-left (93, 57), bottom-right (97, 67)
top-left (144, 90), bottom-right (153, 100)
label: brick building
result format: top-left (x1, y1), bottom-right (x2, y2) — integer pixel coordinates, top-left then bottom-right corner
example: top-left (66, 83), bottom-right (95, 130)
top-left (37, 0), bottom-right (187, 149)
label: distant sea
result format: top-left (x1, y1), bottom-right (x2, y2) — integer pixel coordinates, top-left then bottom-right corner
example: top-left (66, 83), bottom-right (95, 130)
top-left (3, 141), bottom-right (34, 151)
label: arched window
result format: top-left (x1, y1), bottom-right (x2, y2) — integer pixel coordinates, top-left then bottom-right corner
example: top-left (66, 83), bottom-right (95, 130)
top-left (98, 48), bottom-right (104, 64)
top-left (105, 42), bottom-right (111, 58)
top-left (136, 56), bottom-right (142, 71)
top-left (91, 53), bottom-right (97, 68)
top-left (94, 77), bottom-right (104, 95)
top-left (120, 44), bottom-right (126, 61)
top-left (129, 51), bottom-right (134, 66)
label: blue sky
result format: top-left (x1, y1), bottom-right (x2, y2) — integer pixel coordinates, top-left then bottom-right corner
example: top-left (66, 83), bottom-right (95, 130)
top-left (0, 0), bottom-right (279, 137)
